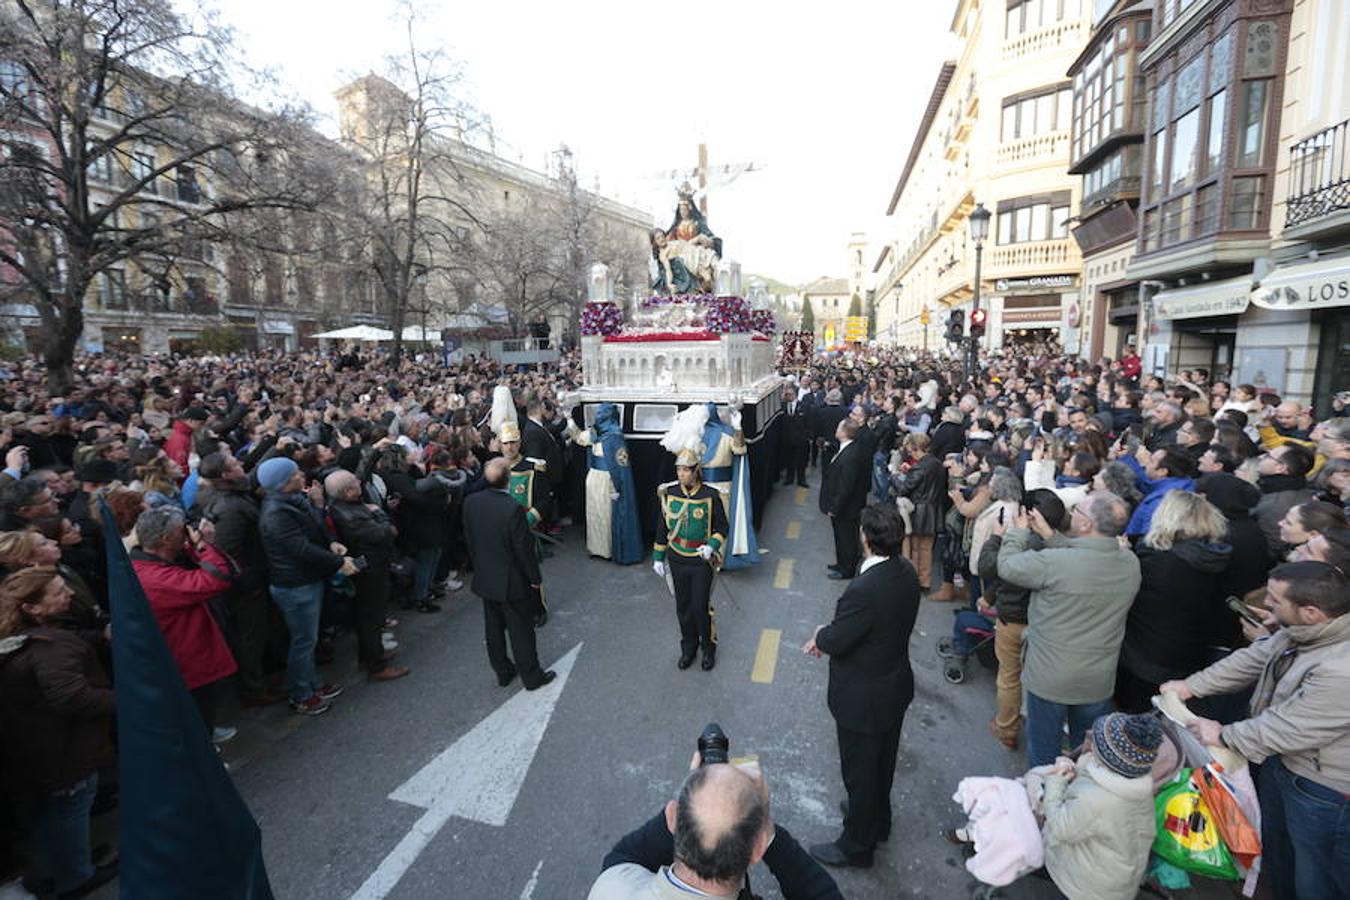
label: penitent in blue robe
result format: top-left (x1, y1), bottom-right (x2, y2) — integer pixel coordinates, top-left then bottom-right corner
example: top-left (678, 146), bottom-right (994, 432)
top-left (590, 404), bottom-right (644, 565)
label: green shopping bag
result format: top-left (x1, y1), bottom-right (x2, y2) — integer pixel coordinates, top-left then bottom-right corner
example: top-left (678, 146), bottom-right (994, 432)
top-left (1152, 769), bottom-right (1240, 880)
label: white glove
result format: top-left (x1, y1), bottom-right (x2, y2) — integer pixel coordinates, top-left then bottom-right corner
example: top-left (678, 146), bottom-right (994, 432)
top-left (698, 544), bottom-right (714, 560)
top-left (729, 410), bottom-right (743, 431)
top-left (610, 491), bottom-right (620, 501)
top-left (653, 561), bottom-right (666, 577)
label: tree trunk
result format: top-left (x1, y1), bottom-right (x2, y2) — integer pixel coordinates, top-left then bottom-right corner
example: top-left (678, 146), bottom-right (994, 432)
top-left (43, 299), bottom-right (83, 395)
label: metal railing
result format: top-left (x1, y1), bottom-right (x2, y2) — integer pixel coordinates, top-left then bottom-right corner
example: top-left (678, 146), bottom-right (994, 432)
top-left (1286, 118), bottom-right (1349, 229)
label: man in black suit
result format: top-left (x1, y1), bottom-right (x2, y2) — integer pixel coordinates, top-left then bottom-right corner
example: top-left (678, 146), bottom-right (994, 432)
top-left (812, 389), bottom-right (849, 470)
top-left (779, 385), bottom-right (811, 487)
top-left (521, 394), bottom-right (565, 528)
top-left (463, 458), bottom-right (555, 690)
top-left (819, 419), bottom-right (871, 580)
top-left (803, 504), bottom-right (920, 868)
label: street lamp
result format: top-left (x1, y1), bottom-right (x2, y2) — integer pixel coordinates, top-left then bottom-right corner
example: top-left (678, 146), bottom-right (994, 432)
top-left (967, 202), bottom-right (992, 379)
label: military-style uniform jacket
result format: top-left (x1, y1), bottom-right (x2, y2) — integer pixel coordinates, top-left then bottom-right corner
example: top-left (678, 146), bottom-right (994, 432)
top-left (652, 481), bottom-right (728, 562)
top-left (506, 457), bottom-right (544, 528)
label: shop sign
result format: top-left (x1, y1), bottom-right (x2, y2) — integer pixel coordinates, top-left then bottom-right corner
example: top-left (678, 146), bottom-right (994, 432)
top-left (1153, 276), bottom-right (1251, 320)
top-left (262, 320), bottom-right (295, 335)
top-left (1252, 257), bottom-right (1350, 311)
top-left (1002, 307), bottom-right (1062, 324)
top-left (995, 274), bottom-right (1077, 293)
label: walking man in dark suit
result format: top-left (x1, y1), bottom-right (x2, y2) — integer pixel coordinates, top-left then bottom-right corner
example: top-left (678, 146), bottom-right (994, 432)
top-left (463, 458), bottom-right (555, 690)
top-left (819, 419), bottom-right (871, 580)
top-left (803, 504), bottom-right (920, 868)
top-left (780, 385), bottom-right (811, 487)
top-left (812, 389), bottom-right (848, 470)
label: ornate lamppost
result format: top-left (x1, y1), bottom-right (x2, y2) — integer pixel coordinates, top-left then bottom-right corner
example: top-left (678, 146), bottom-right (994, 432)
top-left (967, 202), bottom-right (992, 379)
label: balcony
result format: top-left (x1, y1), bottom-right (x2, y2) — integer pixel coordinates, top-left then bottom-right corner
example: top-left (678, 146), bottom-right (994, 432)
top-left (988, 239), bottom-right (1078, 275)
top-left (1284, 118), bottom-right (1350, 240)
top-left (996, 132), bottom-right (1071, 169)
top-left (1004, 20), bottom-right (1088, 62)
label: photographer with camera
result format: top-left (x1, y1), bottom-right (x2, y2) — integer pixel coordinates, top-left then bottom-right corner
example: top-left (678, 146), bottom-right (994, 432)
top-left (325, 470), bottom-right (410, 684)
top-left (588, 724), bottom-right (841, 900)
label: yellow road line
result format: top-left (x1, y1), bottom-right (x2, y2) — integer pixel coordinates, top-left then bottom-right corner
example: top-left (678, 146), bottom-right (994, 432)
top-left (785, 521), bottom-right (801, 540)
top-left (794, 487), bottom-right (807, 506)
top-left (773, 558), bottom-right (794, 590)
top-left (750, 629), bottom-right (782, 684)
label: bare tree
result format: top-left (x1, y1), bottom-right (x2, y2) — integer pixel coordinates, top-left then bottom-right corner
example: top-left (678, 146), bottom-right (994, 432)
top-left (0, 0), bottom-right (331, 390)
top-left (337, 2), bottom-right (480, 364)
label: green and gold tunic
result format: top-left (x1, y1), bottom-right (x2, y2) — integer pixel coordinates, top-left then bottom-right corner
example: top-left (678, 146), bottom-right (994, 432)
top-left (652, 481), bottom-right (729, 562)
top-left (507, 458), bottom-right (543, 528)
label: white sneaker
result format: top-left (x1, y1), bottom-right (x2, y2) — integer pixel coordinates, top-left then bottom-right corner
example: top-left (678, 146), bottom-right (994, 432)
top-left (442, 577), bottom-right (464, 592)
top-left (382, 634), bottom-right (400, 652)
top-left (212, 724), bottom-right (238, 744)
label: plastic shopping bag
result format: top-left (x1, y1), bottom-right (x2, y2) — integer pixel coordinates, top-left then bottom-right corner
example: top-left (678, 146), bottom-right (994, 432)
top-left (1193, 765), bottom-right (1261, 869)
top-left (1152, 769), bottom-right (1241, 881)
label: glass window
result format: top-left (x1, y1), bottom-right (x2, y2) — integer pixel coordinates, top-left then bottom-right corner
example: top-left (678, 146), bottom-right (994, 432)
top-left (1015, 207), bottom-right (1033, 241)
top-left (1195, 184), bottom-right (1218, 234)
top-left (1006, 5), bottom-right (1021, 38)
top-left (1238, 79), bottom-right (1269, 167)
top-left (1227, 176), bottom-right (1264, 229)
top-left (1058, 88), bottom-right (1073, 128)
top-left (1003, 103), bottom-right (1017, 140)
top-left (1175, 55), bottom-right (1205, 115)
top-left (1052, 205), bottom-right (1071, 238)
top-left (1030, 203), bottom-right (1050, 241)
top-left (1036, 94), bottom-right (1055, 134)
top-left (997, 211), bottom-right (1014, 244)
top-left (1150, 130), bottom-right (1166, 201)
top-left (1204, 89), bottom-right (1226, 175)
top-left (1170, 108), bottom-right (1199, 193)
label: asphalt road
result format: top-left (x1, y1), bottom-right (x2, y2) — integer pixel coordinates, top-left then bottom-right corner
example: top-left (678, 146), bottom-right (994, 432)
top-left (85, 473), bottom-right (1238, 900)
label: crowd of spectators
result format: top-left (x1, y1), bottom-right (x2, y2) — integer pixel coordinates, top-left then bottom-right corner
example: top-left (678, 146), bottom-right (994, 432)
top-left (0, 347), bottom-right (585, 897)
top-left (0, 339), bottom-right (1346, 897)
top-left (783, 346), bottom-right (1349, 898)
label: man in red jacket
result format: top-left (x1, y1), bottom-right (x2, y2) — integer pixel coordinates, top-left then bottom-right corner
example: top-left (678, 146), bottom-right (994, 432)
top-left (130, 505), bottom-right (238, 735)
top-left (163, 407), bottom-right (210, 474)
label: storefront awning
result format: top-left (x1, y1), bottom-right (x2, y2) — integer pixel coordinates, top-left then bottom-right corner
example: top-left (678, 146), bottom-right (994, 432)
top-left (1152, 275), bottom-right (1252, 320)
top-left (1251, 255), bottom-right (1350, 311)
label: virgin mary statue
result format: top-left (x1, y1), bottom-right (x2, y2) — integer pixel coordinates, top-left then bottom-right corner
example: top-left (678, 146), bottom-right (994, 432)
top-left (650, 184), bottom-right (722, 294)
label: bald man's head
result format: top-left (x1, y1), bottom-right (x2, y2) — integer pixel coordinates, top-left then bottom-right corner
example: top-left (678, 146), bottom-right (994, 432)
top-left (324, 469), bottom-right (360, 501)
top-left (484, 456), bottom-right (510, 488)
top-left (667, 764), bottom-right (768, 888)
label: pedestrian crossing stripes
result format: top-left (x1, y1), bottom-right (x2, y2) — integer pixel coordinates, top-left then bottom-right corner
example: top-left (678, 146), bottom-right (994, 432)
top-left (750, 630), bottom-right (781, 684)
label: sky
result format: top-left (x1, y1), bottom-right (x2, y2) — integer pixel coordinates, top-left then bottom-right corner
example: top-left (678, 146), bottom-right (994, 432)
top-left (209, 0), bottom-right (956, 286)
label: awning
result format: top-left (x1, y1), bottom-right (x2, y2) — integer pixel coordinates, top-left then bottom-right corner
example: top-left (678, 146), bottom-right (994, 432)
top-left (1152, 275), bottom-right (1251, 320)
top-left (1251, 255), bottom-right (1350, 311)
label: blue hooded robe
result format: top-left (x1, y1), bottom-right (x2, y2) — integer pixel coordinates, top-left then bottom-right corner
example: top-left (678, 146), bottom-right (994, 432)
top-left (701, 402), bottom-right (760, 571)
top-left (590, 403), bottom-right (644, 564)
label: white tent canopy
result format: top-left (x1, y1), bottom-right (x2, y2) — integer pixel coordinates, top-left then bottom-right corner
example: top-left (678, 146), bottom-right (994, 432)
top-left (313, 325), bottom-right (394, 341)
top-left (400, 325), bottom-right (439, 341)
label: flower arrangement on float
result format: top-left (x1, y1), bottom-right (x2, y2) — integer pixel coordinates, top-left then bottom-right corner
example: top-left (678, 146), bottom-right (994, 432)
top-left (579, 302), bottom-right (623, 336)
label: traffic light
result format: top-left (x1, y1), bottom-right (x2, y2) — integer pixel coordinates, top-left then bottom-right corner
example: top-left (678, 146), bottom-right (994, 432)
top-left (969, 307), bottom-right (988, 340)
top-left (946, 308), bottom-right (965, 344)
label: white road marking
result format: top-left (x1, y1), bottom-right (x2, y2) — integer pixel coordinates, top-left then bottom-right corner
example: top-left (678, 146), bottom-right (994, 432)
top-left (519, 859), bottom-right (544, 900)
top-left (349, 644), bottom-right (582, 900)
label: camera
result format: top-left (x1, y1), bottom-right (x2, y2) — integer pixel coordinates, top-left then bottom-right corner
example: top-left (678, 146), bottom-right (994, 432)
top-left (697, 722), bottom-right (729, 766)
top-left (351, 555), bottom-right (369, 572)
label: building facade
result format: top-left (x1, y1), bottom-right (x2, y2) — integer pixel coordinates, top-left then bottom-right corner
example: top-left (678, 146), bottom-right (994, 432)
top-left (799, 276), bottom-right (851, 347)
top-left (1128, 0), bottom-right (1349, 406)
top-left (1067, 0), bottom-right (1155, 363)
top-left (872, 0), bottom-right (1094, 354)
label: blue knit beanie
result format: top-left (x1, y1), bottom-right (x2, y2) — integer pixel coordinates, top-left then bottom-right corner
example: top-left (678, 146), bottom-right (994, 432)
top-left (256, 457), bottom-right (298, 493)
top-left (1092, 712), bottom-right (1162, 778)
